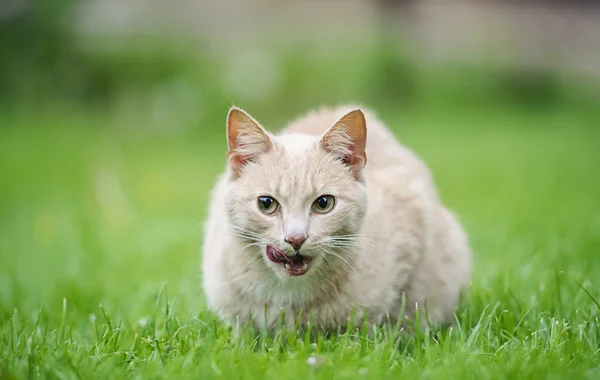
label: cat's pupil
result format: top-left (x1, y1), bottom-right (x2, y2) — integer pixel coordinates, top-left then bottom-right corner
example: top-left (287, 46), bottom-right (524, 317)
top-left (318, 197), bottom-right (328, 209)
top-left (261, 198), bottom-right (272, 209)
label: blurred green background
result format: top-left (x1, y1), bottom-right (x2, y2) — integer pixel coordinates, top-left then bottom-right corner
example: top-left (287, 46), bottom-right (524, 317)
top-left (1, 0), bottom-right (600, 378)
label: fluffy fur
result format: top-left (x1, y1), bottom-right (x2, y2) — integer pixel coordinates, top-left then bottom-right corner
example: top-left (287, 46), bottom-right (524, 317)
top-left (202, 105), bottom-right (471, 333)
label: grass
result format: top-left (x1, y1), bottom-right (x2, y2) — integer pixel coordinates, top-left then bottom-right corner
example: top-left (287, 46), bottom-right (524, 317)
top-left (1, 102), bottom-right (599, 379)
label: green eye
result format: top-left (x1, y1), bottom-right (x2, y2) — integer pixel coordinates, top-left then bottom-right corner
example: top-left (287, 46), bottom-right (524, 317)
top-left (312, 195), bottom-right (335, 213)
top-left (258, 196), bottom-right (279, 214)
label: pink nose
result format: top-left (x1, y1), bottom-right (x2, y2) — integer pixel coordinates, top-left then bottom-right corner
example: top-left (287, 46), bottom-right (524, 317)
top-left (285, 233), bottom-right (308, 251)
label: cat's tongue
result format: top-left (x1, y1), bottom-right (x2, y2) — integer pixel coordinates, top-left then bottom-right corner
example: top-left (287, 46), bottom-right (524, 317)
top-left (266, 245), bottom-right (288, 263)
top-left (266, 245), bottom-right (311, 276)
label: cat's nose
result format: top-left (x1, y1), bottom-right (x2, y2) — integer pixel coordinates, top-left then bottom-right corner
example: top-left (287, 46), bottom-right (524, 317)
top-left (285, 233), bottom-right (308, 251)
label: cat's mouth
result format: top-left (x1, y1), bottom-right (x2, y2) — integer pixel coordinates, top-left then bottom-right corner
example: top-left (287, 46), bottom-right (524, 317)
top-left (266, 245), bottom-right (312, 276)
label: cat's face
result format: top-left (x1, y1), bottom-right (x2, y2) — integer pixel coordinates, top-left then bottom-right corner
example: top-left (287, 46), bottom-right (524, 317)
top-left (224, 107), bottom-right (367, 280)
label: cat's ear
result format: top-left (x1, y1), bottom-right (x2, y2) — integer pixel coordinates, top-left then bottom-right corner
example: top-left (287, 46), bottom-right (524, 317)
top-left (320, 109), bottom-right (367, 178)
top-left (226, 106), bottom-right (273, 176)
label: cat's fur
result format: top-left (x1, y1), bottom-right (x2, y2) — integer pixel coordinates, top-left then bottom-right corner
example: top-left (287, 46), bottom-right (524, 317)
top-left (202, 105), bottom-right (471, 333)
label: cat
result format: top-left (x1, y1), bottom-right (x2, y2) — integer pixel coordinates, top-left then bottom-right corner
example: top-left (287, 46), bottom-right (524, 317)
top-left (201, 105), bottom-right (471, 334)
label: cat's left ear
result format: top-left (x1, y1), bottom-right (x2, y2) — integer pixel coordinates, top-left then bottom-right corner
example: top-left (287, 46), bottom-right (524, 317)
top-left (320, 109), bottom-right (367, 179)
top-left (226, 107), bottom-right (273, 176)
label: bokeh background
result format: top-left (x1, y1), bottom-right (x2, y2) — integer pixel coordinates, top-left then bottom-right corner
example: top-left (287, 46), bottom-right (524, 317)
top-left (1, 0), bottom-right (600, 375)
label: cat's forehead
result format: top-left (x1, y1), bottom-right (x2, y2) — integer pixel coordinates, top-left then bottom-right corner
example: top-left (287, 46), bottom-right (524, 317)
top-left (252, 134), bottom-right (350, 199)
top-left (265, 134), bottom-right (319, 195)
top-left (275, 133), bottom-right (318, 156)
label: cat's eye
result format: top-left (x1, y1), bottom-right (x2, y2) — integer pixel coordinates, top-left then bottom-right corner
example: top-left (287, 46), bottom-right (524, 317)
top-left (312, 195), bottom-right (335, 214)
top-left (257, 196), bottom-right (279, 214)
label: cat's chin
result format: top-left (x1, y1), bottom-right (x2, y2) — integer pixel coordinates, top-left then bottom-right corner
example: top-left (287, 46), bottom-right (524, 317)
top-left (266, 245), bottom-right (312, 276)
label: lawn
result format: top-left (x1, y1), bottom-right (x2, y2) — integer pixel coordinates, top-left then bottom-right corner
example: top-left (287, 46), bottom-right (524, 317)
top-left (1, 103), bottom-right (599, 379)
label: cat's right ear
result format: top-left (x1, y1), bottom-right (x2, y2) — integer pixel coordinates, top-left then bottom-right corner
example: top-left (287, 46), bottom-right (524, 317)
top-left (226, 106), bottom-right (273, 176)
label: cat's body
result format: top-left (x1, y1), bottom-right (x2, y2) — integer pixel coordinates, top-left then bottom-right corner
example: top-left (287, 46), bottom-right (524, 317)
top-left (202, 105), bottom-right (471, 332)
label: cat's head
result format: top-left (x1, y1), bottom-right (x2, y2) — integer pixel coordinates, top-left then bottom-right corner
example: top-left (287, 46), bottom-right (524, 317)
top-left (224, 107), bottom-right (367, 280)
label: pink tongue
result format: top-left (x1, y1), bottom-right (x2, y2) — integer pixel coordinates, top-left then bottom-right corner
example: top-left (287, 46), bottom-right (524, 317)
top-left (266, 245), bottom-right (310, 275)
top-left (266, 246), bottom-right (306, 266)
top-left (266, 245), bottom-right (288, 263)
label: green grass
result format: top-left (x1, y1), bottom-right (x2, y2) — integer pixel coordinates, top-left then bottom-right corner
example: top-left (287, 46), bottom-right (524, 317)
top-left (1, 104), bottom-right (599, 379)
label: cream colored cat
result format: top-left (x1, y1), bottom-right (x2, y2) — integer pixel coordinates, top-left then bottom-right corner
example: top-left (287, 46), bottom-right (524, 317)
top-left (202, 105), bottom-right (471, 333)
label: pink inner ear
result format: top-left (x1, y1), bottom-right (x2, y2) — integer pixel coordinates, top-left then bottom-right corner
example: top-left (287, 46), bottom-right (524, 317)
top-left (228, 151), bottom-right (251, 177)
top-left (227, 141), bottom-right (254, 175)
top-left (321, 133), bottom-right (367, 181)
top-left (227, 128), bottom-right (273, 176)
top-left (321, 110), bottom-right (367, 171)
top-left (343, 153), bottom-right (366, 168)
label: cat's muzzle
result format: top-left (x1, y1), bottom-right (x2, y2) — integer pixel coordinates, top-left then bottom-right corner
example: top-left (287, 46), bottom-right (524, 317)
top-left (266, 245), bottom-right (312, 276)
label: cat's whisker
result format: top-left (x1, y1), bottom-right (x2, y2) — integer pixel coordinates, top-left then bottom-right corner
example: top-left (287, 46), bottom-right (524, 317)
top-left (317, 246), bottom-right (359, 274)
top-left (230, 229), bottom-right (262, 238)
top-left (326, 244), bottom-right (361, 262)
top-left (329, 233), bottom-right (376, 239)
top-left (327, 235), bottom-right (374, 244)
top-left (231, 233), bottom-right (261, 243)
top-left (229, 228), bottom-right (263, 240)
top-left (328, 235), bottom-right (377, 245)
top-left (328, 239), bottom-right (376, 250)
top-left (241, 242), bottom-right (264, 251)
top-left (315, 249), bottom-right (337, 272)
top-left (327, 236), bottom-right (382, 253)
top-left (229, 229), bottom-right (264, 243)
top-left (327, 240), bottom-right (370, 251)
top-left (229, 225), bottom-right (264, 236)
top-left (330, 242), bottom-right (385, 258)
top-left (329, 234), bottom-right (372, 238)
